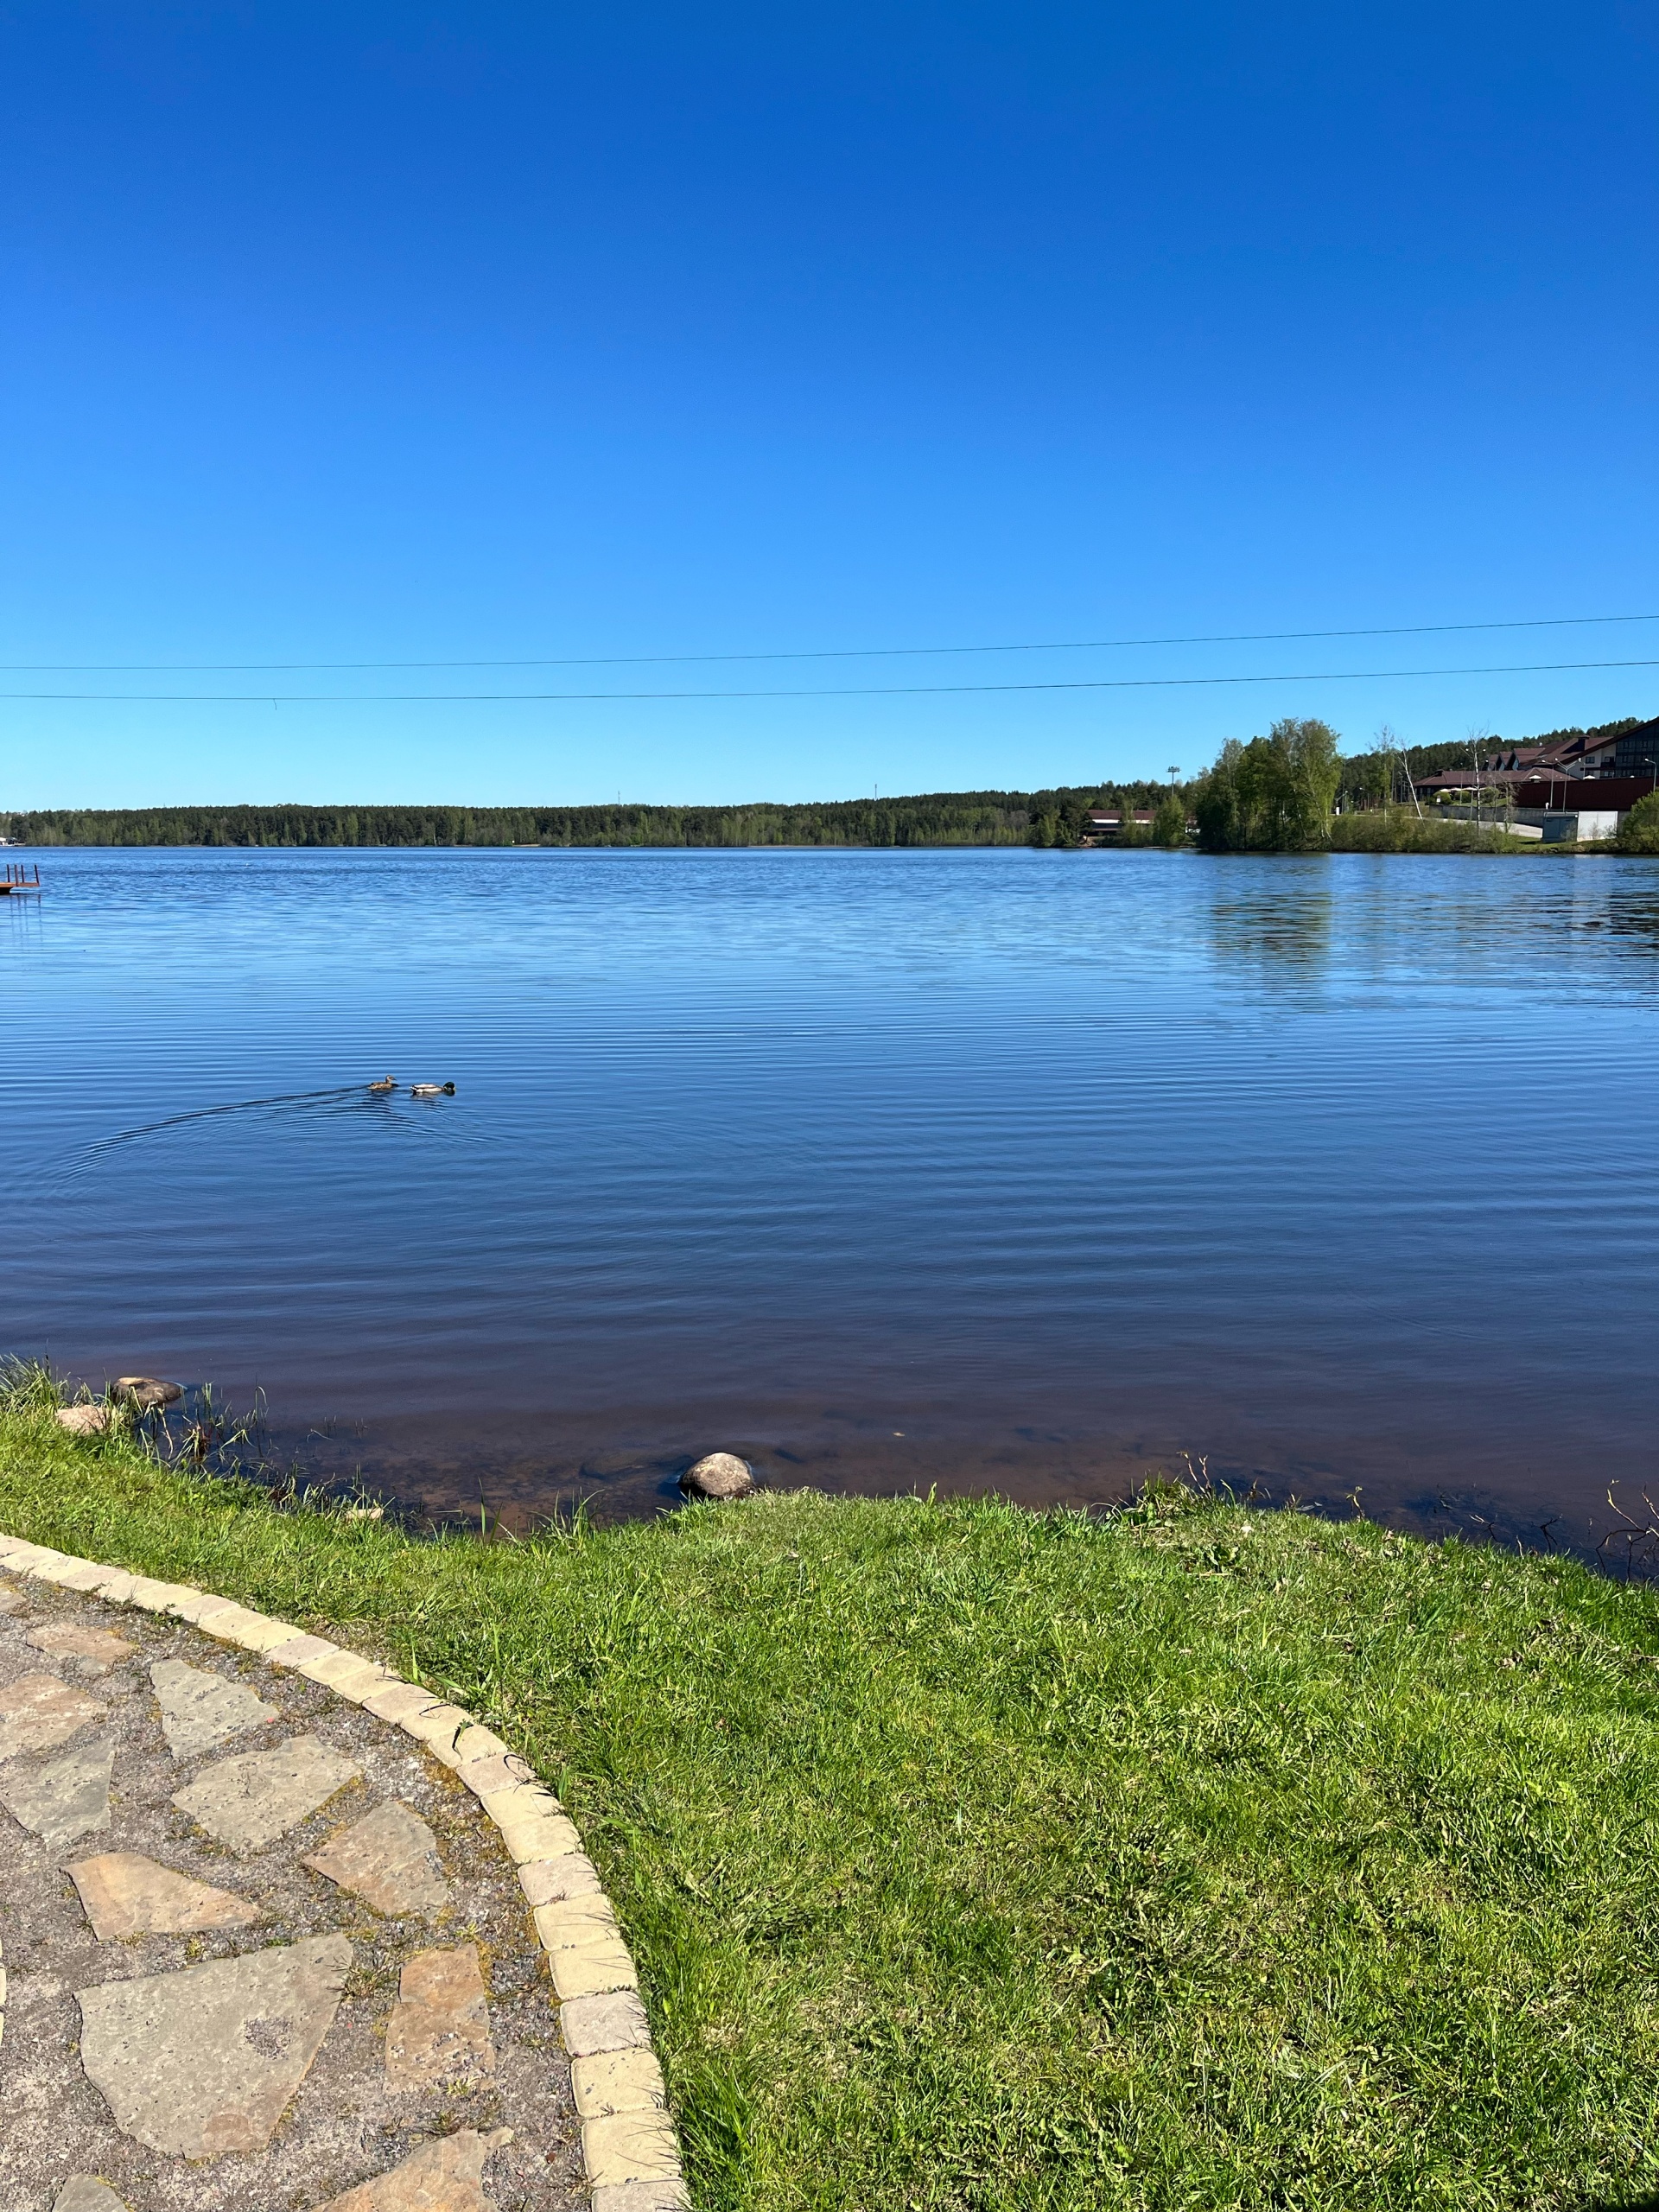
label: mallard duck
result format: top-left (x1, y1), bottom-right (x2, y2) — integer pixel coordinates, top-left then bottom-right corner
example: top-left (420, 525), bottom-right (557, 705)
top-left (368, 1075), bottom-right (397, 1093)
top-left (409, 1082), bottom-right (455, 1098)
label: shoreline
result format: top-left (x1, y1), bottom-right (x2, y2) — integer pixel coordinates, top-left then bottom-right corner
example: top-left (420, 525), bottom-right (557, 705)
top-left (8, 1393), bottom-right (1659, 2207)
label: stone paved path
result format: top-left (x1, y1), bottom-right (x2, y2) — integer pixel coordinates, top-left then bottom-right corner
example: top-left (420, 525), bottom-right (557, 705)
top-left (0, 1566), bottom-right (590, 2211)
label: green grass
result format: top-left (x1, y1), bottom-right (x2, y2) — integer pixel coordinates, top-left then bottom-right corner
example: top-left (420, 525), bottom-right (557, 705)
top-left (5, 1404), bottom-right (1659, 2210)
top-left (1328, 813), bottom-right (1536, 853)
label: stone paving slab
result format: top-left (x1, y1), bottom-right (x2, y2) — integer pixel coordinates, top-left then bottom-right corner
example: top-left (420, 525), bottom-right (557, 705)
top-left (149, 1656), bottom-right (278, 1759)
top-left (0, 1734), bottom-right (115, 1853)
top-left (52, 2179), bottom-right (128, 2211)
top-left (322, 2126), bottom-right (512, 2210)
top-left (26, 1626), bottom-right (135, 1675)
top-left (0, 1674), bottom-right (106, 1761)
top-left (68, 1851), bottom-right (262, 1940)
top-left (385, 1944), bottom-right (495, 2094)
top-left (303, 1802), bottom-right (449, 1917)
top-left (78, 1931), bottom-right (354, 2156)
top-left (171, 1732), bottom-right (362, 1853)
top-left (0, 1561), bottom-right (610, 2211)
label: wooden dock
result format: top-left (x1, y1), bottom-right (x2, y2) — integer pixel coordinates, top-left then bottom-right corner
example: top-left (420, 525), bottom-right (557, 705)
top-left (0, 863), bottom-right (41, 895)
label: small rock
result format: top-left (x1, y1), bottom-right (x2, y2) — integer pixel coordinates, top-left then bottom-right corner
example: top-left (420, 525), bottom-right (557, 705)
top-left (76, 1932), bottom-right (352, 2156)
top-left (0, 1735), bottom-right (113, 1852)
top-left (149, 1656), bottom-right (279, 1759)
top-left (0, 1580), bottom-right (25, 1614)
top-left (28, 1624), bottom-right (136, 1675)
top-left (0, 1673), bottom-right (105, 1763)
top-left (113, 1376), bottom-right (182, 1411)
top-left (69, 1851), bottom-right (261, 1939)
top-left (679, 1451), bottom-right (753, 1500)
top-left (321, 2127), bottom-right (512, 2212)
top-left (55, 1405), bottom-right (110, 1436)
top-left (303, 1799), bottom-right (448, 1916)
top-left (171, 1733), bottom-right (361, 1853)
top-left (385, 1943), bottom-right (495, 2092)
top-left (53, 2180), bottom-right (130, 2212)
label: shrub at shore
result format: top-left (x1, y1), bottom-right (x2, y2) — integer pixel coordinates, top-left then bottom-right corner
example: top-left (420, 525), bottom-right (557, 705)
top-left (6, 1391), bottom-right (1659, 2209)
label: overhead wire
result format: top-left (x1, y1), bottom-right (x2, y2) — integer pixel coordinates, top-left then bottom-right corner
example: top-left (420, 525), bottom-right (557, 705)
top-left (2, 654), bottom-right (1658, 703)
top-left (0, 611), bottom-right (1656, 674)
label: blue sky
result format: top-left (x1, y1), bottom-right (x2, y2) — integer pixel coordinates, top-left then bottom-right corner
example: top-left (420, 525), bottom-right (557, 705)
top-left (3, 2), bottom-right (1656, 806)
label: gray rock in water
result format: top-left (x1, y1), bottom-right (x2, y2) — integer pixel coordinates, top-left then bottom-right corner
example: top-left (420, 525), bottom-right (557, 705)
top-left (113, 1376), bottom-right (181, 1411)
top-left (680, 1452), bottom-right (754, 1500)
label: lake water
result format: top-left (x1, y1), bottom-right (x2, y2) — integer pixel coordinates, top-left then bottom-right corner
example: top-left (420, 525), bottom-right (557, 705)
top-left (4, 844), bottom-right (1657, 1548)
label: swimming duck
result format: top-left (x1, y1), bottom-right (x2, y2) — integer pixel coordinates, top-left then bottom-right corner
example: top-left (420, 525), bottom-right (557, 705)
top-left (368, 1075), bottom-right (397, 1093)
top-left (409, 1082), bottom-right (455, 1097)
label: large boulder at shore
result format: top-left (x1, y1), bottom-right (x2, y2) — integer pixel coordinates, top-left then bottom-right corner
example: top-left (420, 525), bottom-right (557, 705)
top-left (55, 1404), bottom-right (111, 1436)
top-left (113, 1376), bottom-right (182, 1411)
top-left (680, 1452), bottom-right (754, 1501)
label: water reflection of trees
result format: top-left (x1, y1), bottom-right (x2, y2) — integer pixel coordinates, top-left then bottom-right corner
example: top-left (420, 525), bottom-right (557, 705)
top-left (1602, 894), bottom-right (1659, 955)
top-left (1205, 872), bottom-right (1333, 980)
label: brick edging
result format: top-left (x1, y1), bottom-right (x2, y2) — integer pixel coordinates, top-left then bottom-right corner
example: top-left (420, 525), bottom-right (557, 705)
top-left (0, 1529), bottom-right (689, 2212)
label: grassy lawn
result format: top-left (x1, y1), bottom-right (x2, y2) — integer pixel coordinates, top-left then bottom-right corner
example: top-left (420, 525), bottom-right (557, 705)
top-left (4, 1402), bottom-right (1659, 2210)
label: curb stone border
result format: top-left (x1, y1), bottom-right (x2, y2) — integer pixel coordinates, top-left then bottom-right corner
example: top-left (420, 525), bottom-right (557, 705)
top-left (0, 1530), bottom-right (689, 2212)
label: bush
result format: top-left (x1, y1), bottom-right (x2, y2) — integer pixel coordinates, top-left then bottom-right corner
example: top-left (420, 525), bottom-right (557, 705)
top-left (1618, 791), bottom-right (1659, 854)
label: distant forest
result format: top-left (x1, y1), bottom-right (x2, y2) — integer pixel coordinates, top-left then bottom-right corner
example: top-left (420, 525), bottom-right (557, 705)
top-left (5, 717), bottom-right (1646, 849)
top-left (2, 785), bottom-right (1177, 849)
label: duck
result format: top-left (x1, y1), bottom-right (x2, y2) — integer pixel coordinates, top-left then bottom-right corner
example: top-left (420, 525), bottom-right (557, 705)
top-left (409, 1082), bottom-right (455, 1098)
top-left (368, 1075), bottom-right (397, 1094)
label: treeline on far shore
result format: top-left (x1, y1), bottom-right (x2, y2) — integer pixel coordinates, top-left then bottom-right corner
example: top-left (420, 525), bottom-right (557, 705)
top-left (1, 785), bottom-right (1179, 851)
top-left (8, 711), bottom-right (1653, 855)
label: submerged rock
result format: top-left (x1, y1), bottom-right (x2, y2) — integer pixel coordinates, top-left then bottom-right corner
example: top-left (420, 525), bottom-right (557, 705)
top-left (680, 1452), bottom-right (754, 1501)
top-left (113, 1376), bottom-right (181, 1411)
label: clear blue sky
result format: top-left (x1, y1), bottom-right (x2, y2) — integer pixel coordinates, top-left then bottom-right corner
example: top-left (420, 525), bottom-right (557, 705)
top-left (3, 2), bottom-right (1656, 807)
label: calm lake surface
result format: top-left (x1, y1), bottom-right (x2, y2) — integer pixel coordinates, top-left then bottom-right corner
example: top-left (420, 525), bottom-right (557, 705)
top-left (4, 844), bottom-right (1656, 1543)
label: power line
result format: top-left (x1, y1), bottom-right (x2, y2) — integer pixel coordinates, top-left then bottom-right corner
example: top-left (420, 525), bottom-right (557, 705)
top-left (0, 612), bottom-right (1656, 674)
top-left (3, 654), bottom-right (1657, 704)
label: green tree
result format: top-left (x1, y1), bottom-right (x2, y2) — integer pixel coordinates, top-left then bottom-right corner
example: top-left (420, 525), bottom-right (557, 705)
top-left (1193, 719), bottom-right (1341, 850)
top-left (1152, 790), bottom-right (1187, 847)
top-left (1618, 791), bottom-right (1659, 853)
